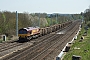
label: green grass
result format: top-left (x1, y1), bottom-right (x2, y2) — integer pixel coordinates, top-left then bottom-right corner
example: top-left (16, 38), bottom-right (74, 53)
top-left (63, 24), bottom-right (90, 60)
top-left (0, 40), bottom-right (3, 43)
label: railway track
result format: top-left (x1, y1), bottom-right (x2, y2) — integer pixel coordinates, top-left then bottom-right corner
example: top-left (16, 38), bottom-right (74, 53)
top-left (0, 21), bottom-right (71, 54)
top-left (0, 30), bottom-right (59, 54)
top-left (0, 43), bottom-right (8, 47)
top-left (0, 32), bottom-right (54, 53)
top-left (0, 33), bottom-right (62, 60)
top-left (0, 42), bottom-right (23, 52)
top-left (29, 21), bottom-right (80, 60)
top-left (0, 20), bottom-right (81, 60)
top-left (1, 34), bottom-right (63, 60)
top-left (0, 30), bottom-right (60, 53)
top-left (40, 22), bottom-right (80, 60)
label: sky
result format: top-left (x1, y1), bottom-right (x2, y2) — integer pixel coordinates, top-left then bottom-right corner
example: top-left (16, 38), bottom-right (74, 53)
top-left (0, 0), bottom-right (90, 14)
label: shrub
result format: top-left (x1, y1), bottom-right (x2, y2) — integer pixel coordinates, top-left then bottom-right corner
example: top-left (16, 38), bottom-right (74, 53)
top-left (87, 22), bottom-right (90, 27)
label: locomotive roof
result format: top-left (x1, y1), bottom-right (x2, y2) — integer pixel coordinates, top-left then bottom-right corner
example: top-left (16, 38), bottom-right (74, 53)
top-left (23, 27), bottom-right (39, 31)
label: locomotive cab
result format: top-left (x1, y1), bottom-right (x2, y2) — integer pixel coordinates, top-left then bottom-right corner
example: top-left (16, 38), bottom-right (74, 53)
top-left (18, 27), bottom-right (40, 40)
top-left (18, 29), bottom-right (28, 39)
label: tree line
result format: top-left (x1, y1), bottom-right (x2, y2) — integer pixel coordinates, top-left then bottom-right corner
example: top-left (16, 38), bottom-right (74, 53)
top-left (82, 6), bottom-right (90, 27)
top-left (0, 11), bottom-right (81, 36)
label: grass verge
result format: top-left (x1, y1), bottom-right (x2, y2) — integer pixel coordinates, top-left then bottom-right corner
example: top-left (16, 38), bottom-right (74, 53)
top-left (63, 24), bottom-right (90, 60)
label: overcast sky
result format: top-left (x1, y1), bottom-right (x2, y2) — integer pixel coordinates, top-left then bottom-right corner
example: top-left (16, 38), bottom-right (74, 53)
top-left (0, 0), bottom-right (90, 14)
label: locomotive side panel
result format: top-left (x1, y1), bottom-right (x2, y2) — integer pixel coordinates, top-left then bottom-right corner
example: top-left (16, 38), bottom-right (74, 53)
top-left (18, 27), bottom-right (40, 40)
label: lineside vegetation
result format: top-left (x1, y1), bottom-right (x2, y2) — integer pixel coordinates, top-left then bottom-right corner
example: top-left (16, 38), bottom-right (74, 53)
top-left (63, 22), bottom-right (90, 60)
